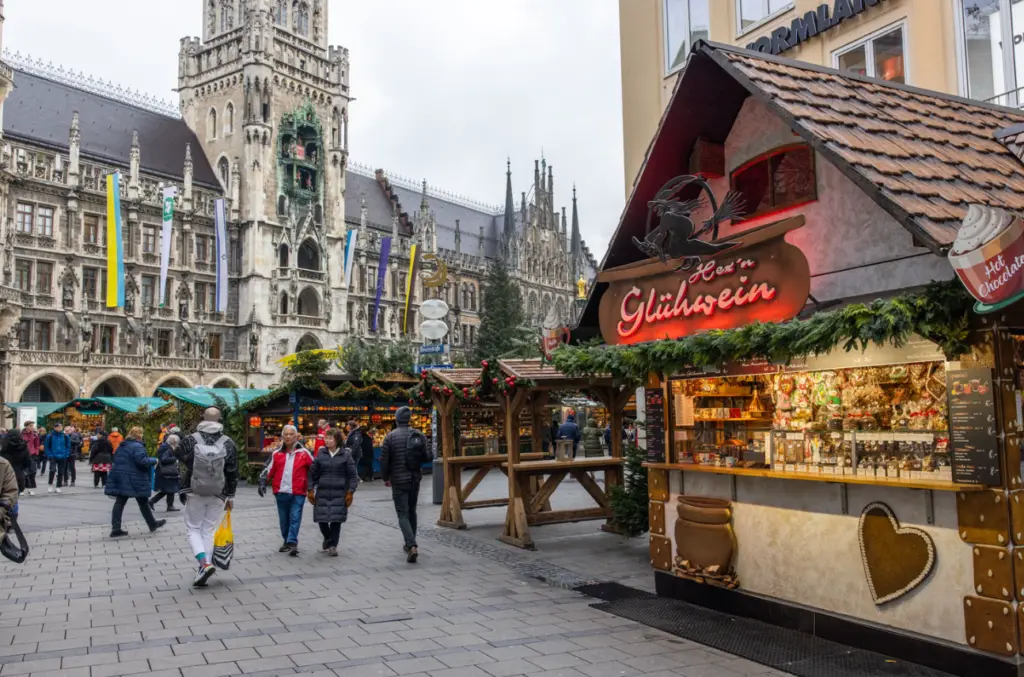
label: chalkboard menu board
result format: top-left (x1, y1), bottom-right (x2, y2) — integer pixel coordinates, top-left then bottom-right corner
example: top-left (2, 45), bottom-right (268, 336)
top-left (645, 387), bottom-right (666, 463)
top-left (947, 368), bottom-right (1002, 486)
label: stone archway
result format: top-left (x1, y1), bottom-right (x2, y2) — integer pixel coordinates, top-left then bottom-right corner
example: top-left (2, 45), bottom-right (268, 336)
top-left (153, 375), bottom-right (192, 395)
top-left (211, 377), bottom-right (241, 388)
top-left (90, 374), bottom-right (141, 398)
top-left (16, 371), bottom-right (78, 403)
top-left (296, 333), bottom-right (321, 352)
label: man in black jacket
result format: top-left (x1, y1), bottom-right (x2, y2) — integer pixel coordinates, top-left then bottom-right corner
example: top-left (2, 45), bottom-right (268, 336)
top-left (174, 407), bottom-right (239, 587)
top-left (379, 406), bottom-right (426, 563)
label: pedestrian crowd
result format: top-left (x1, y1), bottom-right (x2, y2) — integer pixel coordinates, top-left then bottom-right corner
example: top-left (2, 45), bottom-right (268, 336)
top-left (0, 405), bottom-right (432, 587)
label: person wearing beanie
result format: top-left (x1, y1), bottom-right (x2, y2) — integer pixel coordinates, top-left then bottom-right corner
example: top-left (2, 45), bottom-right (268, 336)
top-left (379, 406), bottom-right (430, 563)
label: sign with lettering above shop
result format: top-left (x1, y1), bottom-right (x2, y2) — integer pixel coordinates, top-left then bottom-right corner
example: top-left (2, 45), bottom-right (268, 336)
top-left (746, 0), bottom-right (888, 57)
top-left (949, 204), bottom-right (1024, 313)
top-left (597, 215), bottom-right (810, 346)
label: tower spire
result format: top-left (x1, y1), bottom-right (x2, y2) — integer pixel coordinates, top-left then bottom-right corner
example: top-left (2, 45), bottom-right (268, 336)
top-left (571, 184), bottom-right (582, 278)
top-left (502, 159), bottom-right (515, 241)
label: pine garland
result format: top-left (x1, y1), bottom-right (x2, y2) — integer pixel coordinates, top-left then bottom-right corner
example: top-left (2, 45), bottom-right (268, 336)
top-left (552, 280), bottom-right (973, 385)
top-left (408, 360), bottom-right (537, 406)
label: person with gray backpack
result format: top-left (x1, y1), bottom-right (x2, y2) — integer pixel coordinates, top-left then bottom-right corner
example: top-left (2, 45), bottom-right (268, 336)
top-left (174, 408), bottom-right (238, 587)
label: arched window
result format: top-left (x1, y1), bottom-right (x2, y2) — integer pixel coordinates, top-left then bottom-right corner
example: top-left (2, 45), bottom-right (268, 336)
top-left (276, 0), bottom-right (287, 26)
top-left (218, 157), bottom-right (230, 188)
top-left (278, 243), bottom-right (289, 268)
top-left (297, 239), bottom-right (320, 270)
top-left (279, 293), bottom-right (289, 315)
top-left (208, 108), bottom-right (217, 140)
top-left (469, 285), bottom-right (476, 311)
top-left (238, 0), bottom-right (247, 23)
top-left (331, 108), bottom-right (340, 147)
top-left (297, 333), bottom-right (321, 351)
top-left (297, 287), bottom-right (320, 316)
top-left (297, 3), bottom-right (310, 36)
top-left (224, 102), bottom-right (234, 135)
top-left (730, 144), bottom-right (816, 222)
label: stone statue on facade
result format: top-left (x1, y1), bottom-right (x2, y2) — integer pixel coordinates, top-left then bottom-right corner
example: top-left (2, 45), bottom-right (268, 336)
top-left (196, 313), bottom-right (208, 360)
top-left (248, 329), bottom-right (259, 371)
top-left (2, 229), bottom-right (13, 285)
top-left (141, 308), bottom-right (154, 366)
top-left (79, 299), bottom-right (93, 363)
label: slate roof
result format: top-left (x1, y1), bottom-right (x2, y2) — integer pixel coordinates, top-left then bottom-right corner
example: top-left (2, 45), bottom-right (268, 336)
top-left (714, 47), bottom-right (1024, 252)
top-left (390, 182), bottom-right (502, 258)
top-left (4, 69), bottom-right (220, 187)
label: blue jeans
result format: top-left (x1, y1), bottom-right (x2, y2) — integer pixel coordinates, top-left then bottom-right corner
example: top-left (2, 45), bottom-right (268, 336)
top-left (275, 493), bottom-right (305, 545)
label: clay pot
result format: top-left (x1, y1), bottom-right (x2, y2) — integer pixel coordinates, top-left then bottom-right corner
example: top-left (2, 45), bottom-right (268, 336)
top-left (675, 496), bottom-right (736, 572)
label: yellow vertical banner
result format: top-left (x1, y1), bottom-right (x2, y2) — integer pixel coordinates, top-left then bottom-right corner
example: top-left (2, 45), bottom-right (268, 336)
top-left (105, 173), bottom-right (124, 307)
top-left (403, 243), bottom-right (418, 333)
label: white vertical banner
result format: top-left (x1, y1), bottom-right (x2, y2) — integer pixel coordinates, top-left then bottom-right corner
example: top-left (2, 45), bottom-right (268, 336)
top-left (343, 229), bottom-right (357, 288)
top-left (214, 197), bottom-right (228, 313)
top-left (158, 186), bottom-right (177, 306)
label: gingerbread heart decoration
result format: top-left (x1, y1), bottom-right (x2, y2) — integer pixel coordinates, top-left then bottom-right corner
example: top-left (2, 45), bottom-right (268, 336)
top-left (858, 502), bottom-right (936, 605)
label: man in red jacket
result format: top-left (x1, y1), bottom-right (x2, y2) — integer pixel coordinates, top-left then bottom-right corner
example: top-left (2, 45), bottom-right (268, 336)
top-left (259, 425), bottom-right (313, 556)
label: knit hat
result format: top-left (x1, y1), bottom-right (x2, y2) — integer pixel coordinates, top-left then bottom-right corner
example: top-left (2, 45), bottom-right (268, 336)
top-left (395, 407), bottom-right (412, 425)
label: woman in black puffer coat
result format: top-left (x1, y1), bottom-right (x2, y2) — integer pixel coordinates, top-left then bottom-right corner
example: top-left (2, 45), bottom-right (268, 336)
top-left (308, 428), bottom-right (358, 557)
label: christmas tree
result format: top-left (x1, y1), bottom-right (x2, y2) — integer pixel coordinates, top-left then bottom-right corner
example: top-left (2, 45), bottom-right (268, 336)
top-left (474, 258), bottom-right (529, 362)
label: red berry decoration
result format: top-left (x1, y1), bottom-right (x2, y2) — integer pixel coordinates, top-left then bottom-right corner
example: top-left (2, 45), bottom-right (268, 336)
top-left (482, 360), bottom-right (489, 368)
top-left (492, 377), bottom-right (499, 384)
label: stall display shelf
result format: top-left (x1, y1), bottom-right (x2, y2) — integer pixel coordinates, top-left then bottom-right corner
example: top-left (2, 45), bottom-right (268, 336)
top-left (694, 417), bottom-right (771, 423)
top-left (643, 462), bottom-right (984, 492)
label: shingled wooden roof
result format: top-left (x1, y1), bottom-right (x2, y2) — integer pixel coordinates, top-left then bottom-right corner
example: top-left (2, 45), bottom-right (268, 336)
top-left (432, 368), bottom-right (483, 388)
top-left (498, 359), bottom-right (614, 388)
top-left (714, 47), bottom-right (1024, 251)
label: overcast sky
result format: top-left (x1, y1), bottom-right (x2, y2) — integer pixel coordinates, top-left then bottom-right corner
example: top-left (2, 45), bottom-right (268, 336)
top-left (3, 0), bottom-right (624, 257)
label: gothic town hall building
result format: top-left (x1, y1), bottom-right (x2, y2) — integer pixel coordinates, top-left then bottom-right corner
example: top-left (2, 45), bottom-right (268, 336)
top-left (0, 0), bottom-right (597, 403)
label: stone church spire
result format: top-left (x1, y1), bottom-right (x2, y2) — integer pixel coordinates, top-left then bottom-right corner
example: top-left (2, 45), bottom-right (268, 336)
top-left (570, 185), bottom-right (583, 278)
top-left (502, 159), bottom-right (515, 242)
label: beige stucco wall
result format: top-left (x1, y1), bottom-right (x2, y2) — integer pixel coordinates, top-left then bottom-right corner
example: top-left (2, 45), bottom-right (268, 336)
top-left (619, 0), bottom-right (962, 195)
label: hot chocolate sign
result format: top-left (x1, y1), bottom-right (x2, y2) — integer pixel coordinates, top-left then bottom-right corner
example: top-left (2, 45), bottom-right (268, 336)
top-left (598, 216), bottom-right (811, 345)
top-left (948, 205), bottom-right (1024, 313)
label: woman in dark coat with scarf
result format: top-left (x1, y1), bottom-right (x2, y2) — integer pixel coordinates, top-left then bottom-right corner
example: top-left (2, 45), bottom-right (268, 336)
top-left (149, 433), bottom-right (181, 513)
top-left (105, 426), bottom-right (164, 538)
top-left (307, 428), bottom-right (358, 556)
top-left (89, 432), bottom-right (113, 488)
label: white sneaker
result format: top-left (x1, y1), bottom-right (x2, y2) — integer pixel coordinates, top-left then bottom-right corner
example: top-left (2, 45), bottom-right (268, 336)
top-left (193, 564), bottom-right (216, 587)
top-left (56, 488), bottom-right (62, 494)
top-left (28, 490), bottom-right (34, 496)
top-left (47, 487), bottom-right (53, 493)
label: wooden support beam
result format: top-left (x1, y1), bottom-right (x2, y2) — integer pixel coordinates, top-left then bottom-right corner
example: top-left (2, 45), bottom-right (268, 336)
top-left (527, 507), bottom-right (611, 526)
top-left (573, 468), bottom-right (610, 509)
top-left (463, 498), bottom-right (510, 509)
top-left (460, 466), bottom-right (491, 502)
top-left (529, 471), bottom-right (567, 513)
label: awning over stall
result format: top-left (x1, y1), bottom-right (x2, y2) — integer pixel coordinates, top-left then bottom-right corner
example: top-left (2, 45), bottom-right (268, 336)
top-left (158, 387), bottom-right (271, 409)
top-left (94, 397), bottom-right (172, 414)
top-left (6, 402), bottom-right (69, 422)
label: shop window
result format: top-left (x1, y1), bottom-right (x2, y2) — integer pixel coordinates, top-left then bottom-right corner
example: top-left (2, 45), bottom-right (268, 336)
top-left (730, 145), bottom-right (816, 222)
top-left (15, 203), bottom-right (33, 234)
top-left (664, 0), bottom-right (710, 74)
top-left (834, 24), bottom-right (906, 84)
top-left (35, 262), bottom-right (52, 294)
top-left (737, 0), bottom-right (793, 31)
top-left (157, 329), bottom-right (172, 357)
top-left (14, 259), bottom-right (31, 292)
top-left (34, 321), bottom-right (51, 351)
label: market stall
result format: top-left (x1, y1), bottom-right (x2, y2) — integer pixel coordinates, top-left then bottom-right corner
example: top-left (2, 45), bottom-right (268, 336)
top-left (555, 42), bottom-right (1024, 676)
top-left (493, 359), bottom-right (631, 550)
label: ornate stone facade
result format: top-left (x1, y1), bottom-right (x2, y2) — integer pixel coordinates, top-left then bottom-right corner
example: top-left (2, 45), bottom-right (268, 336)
top-left (0, 0), bottom-right (596, 405)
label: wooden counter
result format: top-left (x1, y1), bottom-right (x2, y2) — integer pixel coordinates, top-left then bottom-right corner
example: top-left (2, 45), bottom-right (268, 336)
top-left (448, 452), bottom-right (546, 467)
top-left (512, 458), bottom-right (624, 473)
top-left (643, 462), bottom-right (988, 492)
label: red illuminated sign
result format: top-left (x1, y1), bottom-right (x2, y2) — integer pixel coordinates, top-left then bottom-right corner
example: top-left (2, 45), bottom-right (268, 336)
top-left (598, 216), bottom-right (810, 345)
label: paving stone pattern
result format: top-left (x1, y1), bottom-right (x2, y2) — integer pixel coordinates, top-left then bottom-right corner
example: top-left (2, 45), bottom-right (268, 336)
top-left (0, 482), bottom-right (793, 677)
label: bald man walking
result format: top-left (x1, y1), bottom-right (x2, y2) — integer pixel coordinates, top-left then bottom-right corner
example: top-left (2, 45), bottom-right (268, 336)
top-left (175, 408), bottom-right (239, 587)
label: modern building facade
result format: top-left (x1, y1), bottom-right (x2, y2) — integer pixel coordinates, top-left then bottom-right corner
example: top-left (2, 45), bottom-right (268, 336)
top-left (619, 0), bottom-right (1019, 193)
top-left (0, 0), bottom-right (597, 405)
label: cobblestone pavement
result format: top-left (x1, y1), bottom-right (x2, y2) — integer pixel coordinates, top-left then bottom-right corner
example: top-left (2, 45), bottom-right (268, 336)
top-left (0, 476), bottom-right (792, 677)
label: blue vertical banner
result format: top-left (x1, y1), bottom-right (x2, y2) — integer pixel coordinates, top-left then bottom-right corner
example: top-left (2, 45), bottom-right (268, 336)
top-left (371, 236), bottom-right (392, 332)
top-left (343, 229), bottom-right (357, 288)
top-left (214, 198), bottom-right (228, 313)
